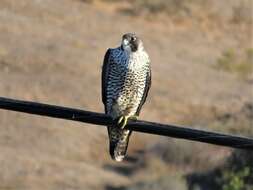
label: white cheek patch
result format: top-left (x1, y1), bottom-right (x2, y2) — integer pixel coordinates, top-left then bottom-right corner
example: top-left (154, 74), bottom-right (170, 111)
top-left (123, 39), bottom-right (129, 46)
top-left (124, 46), bottom-right (131, 52)
top-left (122, 40), bottom-right (131, 52)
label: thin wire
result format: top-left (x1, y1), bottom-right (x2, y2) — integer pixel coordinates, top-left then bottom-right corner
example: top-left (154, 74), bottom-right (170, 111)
top-left (0, 96), bottom-right (252, 150)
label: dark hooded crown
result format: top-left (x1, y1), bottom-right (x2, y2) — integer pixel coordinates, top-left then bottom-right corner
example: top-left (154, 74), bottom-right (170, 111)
top-left (122, 33), bottom-right (140, 52)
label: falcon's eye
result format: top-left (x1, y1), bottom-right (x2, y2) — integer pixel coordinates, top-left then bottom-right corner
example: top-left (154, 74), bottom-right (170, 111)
top-left (131, 37), bottom-right (136, 41)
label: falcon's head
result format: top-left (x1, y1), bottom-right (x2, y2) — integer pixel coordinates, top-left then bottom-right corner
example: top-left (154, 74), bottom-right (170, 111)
top-left (121, 33), bottom-right (143, 52)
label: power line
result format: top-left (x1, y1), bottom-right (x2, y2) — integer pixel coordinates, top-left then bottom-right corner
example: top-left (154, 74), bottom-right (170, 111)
top-left (0, 96), bottom-right (252, 150)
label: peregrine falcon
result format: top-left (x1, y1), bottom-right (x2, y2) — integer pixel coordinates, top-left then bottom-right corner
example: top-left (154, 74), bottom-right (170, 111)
top-left (102, 33), bottom-right (151, 162)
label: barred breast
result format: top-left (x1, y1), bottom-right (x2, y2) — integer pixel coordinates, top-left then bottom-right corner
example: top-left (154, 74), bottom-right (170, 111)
top-left (106, 47), bottom-right (150, 119)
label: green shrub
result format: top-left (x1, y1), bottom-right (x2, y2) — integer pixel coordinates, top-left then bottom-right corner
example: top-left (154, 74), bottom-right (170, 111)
top-left (222, 167), bottom-right (250, 190)
top-left (187, 150), bottom-right (253, 190)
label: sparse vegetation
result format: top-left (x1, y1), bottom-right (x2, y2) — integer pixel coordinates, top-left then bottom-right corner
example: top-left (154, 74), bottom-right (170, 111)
top-left (215, 48), bottom-right (253, 79)
top-left (116, 175), bottom-right (187, 190)
top-left (187, 150), bottom-right (253, 190)
top-left (231, 1), bottom-right (253, 24)
top-left (209, 102), bottom-right (253, 136)
top-left (100, 0), bottom-right (253, 26)
top-left (221, 167), bottom-right (250, 190)
top-left (220, 150), bottom-right (253, 190)
top-left (187, 103), bottom-right (253, 190)
top-left (128, 0), bottom-right (193, 16)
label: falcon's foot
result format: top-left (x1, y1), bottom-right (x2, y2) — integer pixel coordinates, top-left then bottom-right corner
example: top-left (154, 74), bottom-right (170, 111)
top-left (117, 115), bottom-right (138, 129)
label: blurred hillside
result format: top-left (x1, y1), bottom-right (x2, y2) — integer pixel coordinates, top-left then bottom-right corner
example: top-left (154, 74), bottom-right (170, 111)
top-left (0, 0), bottom-right (252, 189)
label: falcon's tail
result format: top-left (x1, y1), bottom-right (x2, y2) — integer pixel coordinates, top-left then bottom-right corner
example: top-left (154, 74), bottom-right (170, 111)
top-left (107, 126), bottom-right (132, 162)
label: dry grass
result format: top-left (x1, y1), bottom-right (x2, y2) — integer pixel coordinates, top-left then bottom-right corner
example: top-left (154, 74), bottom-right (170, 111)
top-left (214, 48), bottom-right (253, 79)
top-left (101, 0), bottom-right (253, 26)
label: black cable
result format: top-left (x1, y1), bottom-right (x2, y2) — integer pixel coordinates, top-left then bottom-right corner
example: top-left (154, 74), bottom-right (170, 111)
top-left (0, 96), bottom-right (252, 150)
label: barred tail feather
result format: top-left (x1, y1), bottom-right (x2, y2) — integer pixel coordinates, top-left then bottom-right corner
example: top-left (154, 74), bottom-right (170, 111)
top-left (107, 126), bottom-right (131, 162)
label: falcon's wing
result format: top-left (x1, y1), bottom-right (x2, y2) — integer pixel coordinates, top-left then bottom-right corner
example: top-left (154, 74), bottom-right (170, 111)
top-left (102, 49), bottom-right (112, 112)
top-left (136, 64), bottom-right (151, 115)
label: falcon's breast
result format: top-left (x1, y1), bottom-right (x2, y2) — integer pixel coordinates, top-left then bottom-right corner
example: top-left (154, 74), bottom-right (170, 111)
top-left (102, 47), bottom-right (151, 118)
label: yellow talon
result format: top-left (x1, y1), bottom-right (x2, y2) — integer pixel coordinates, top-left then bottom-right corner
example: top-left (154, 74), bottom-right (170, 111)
top-left (117, 116), bottom-right (124, 125)
top-left (130, 115), bottom-right (138, 120)
top-left (117, 116), bottom-right (128, 129)
top-left (122, 117), bottom-right (128, 129)
top-left (117, 115), bottom-right (138, 129)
